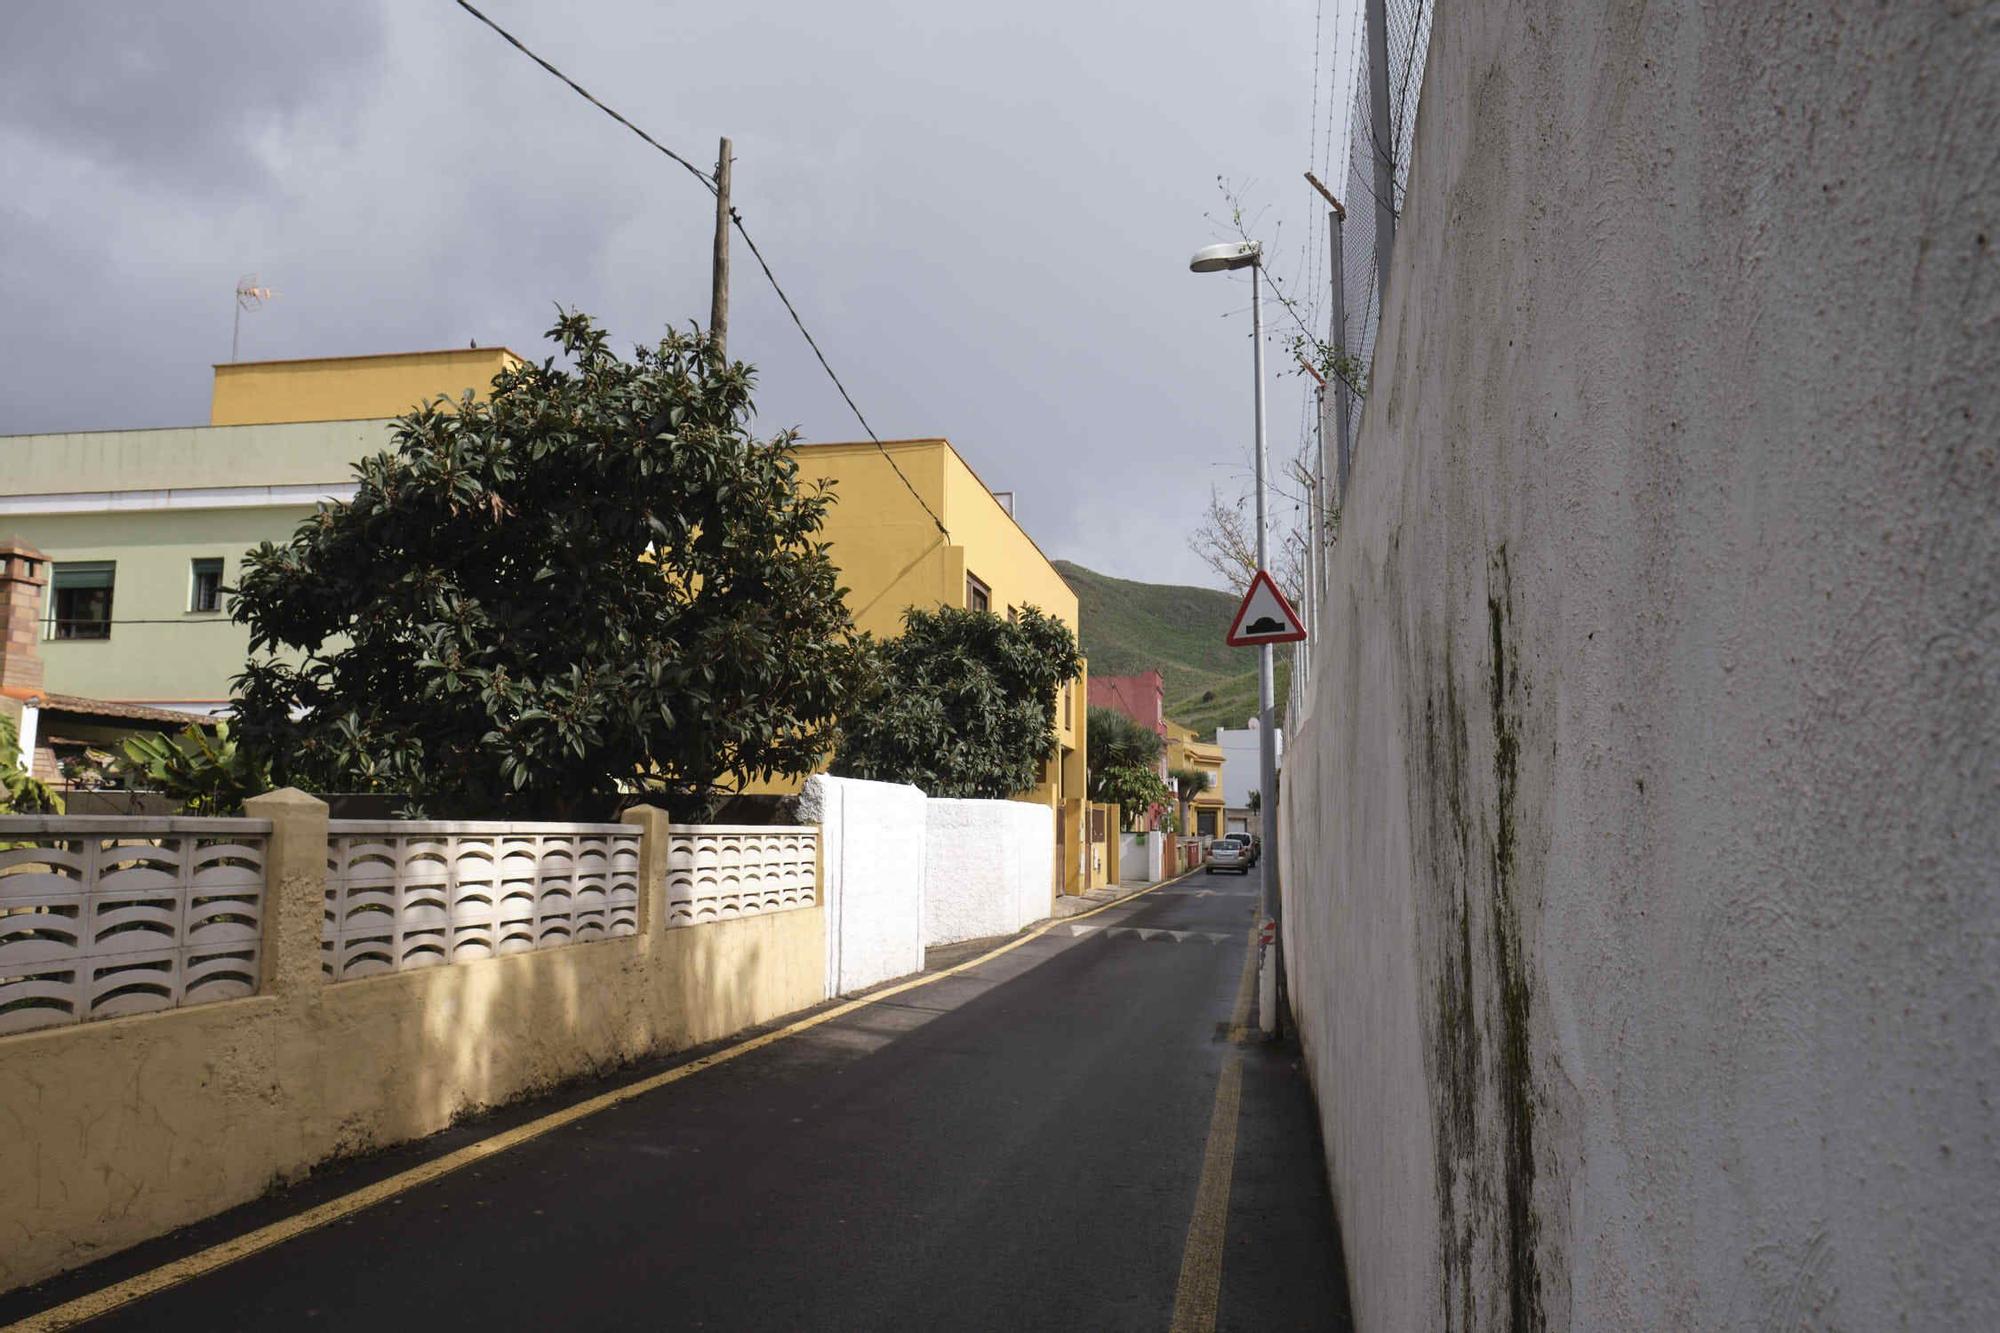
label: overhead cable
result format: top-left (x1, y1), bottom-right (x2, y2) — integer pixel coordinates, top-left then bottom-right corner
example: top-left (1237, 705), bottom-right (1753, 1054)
top-left (452, 0), bottom-right (950, 541)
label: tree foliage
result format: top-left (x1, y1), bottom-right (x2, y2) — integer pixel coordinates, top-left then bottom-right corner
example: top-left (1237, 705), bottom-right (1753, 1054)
top-left (1086, 705), bottom-right (1167, 825)
top-left (1095, 765), bottom-right (1168, 829)
top-left (0, 711), bottom-right (61, 814)
top-left (230, 312), bottom-right (865, 820)
top-left (831, 606), bottom-right (1081, 798)
top-left (1188, 487), bottom-right (1305, 607)
top-left (1170, 766), bottom-right (1209, 806)
top-left (1086, 705), bottom-right (1161, 774)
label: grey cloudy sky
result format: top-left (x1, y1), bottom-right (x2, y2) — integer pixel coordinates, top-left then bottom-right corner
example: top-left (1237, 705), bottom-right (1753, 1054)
top-left (1, 0), bottom-right (1361, 589)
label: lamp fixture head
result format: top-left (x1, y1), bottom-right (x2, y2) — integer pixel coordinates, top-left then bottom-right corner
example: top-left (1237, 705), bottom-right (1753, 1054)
top-left (1189, 241), bottom-right (1261, 273)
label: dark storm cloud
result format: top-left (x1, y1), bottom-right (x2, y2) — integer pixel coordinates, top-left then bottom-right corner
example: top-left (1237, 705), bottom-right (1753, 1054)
top-left (0, 0), bottom-right (1348, 588)
top-left (1, 1), bottom-right (387, 192)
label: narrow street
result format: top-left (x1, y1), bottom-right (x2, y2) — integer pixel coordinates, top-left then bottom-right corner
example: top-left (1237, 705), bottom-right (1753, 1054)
top-left (6, 865), bottom-right (1353, 1332)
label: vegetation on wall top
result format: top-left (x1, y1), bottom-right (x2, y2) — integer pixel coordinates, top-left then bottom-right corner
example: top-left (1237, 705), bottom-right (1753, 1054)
top-left (831, 605), bottom-right (1081, 800)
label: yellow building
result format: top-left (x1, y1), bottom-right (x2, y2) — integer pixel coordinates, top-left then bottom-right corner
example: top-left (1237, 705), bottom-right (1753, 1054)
top-left (779, 438), bottom-right (1091, 897)
top-left (209, 348), bottom-right (523, 426)
top-left (1166, 721), bottom-right (1225, 839)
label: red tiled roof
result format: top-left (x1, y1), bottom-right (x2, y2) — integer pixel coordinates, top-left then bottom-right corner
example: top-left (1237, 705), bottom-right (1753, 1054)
top-left (6, 688), bottom-right (206, 727)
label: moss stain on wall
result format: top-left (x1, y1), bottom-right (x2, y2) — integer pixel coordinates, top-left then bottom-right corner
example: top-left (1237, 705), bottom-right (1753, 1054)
top-left (1486, 547), bottom-right (1543, 1332)
top-left (1413, 544), bottom-right (1545, 1331)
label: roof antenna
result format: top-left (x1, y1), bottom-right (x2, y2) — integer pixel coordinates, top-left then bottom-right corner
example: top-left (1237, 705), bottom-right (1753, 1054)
top-left (231, 276), bottom-right (275, 362)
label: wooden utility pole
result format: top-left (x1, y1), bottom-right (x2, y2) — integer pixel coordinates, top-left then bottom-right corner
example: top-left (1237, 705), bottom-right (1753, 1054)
top-left (710, 136), bottom-right (733, 360)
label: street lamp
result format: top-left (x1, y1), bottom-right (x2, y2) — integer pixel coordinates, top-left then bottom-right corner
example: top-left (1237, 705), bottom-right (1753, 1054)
top-left (1189, 238), bottom-right (1282, 1031)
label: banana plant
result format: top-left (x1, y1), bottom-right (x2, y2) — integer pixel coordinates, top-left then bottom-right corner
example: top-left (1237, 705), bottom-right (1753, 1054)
top-left (119, 720), bottom-right (271, 816)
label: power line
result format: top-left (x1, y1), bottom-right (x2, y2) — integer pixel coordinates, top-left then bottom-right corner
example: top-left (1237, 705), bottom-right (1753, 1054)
top-left (454, 1), bottom-right (714, 192)
top-left (451, 0), bottom-right (950, 543)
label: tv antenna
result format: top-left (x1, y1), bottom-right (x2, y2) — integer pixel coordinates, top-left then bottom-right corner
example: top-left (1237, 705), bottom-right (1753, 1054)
top-left (231, 276), bottom-right (276, 362)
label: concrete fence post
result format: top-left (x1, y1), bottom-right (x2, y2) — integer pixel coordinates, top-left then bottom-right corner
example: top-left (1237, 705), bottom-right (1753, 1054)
top-left (620, 804), bottom-right (672, 938)
top-left (244, 787), bottom-right (329, 997)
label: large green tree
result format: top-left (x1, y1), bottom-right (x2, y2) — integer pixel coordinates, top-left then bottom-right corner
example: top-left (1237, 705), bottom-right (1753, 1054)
top-left (831, 606), bottom-right (1081, 798)
top-left (231, 312), bottom-right (865, 820)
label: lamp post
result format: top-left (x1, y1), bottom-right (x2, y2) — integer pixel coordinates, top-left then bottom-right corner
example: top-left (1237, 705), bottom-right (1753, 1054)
top-left (1190, 240), bottom-right (1281, 1030)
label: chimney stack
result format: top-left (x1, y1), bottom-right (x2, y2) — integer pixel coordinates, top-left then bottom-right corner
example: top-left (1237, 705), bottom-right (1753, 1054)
top-left (0, 538), bottom-right (48, 695)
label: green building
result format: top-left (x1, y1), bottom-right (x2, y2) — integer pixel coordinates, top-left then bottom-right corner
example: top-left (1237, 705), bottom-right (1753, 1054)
top-left (0, 349), bottom-right (519, 711)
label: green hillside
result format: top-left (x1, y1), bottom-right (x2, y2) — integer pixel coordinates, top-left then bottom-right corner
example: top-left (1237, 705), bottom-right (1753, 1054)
top-left (1054, 560), bottom-right (1288, 741)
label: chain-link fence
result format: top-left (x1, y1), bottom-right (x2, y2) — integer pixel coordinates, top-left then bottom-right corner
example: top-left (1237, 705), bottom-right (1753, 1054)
top-left (1297, 0), bottom-right (1434, 726)
top-left (1339, 0), bottom-right (1434, 377)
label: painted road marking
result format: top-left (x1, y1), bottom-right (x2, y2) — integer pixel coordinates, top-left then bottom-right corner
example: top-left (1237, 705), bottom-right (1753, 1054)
top-left (1227, 911), bottom-right (1262, 1044)
top-left (1075, 925), bottom-right (1241, 944)
top-left (3, 875), bottom-right (1195, 1333)
top-left (1168, 1055), bottom-right (1244, 1333)
top-left (1169, 926), bottom-right (1261, 1333)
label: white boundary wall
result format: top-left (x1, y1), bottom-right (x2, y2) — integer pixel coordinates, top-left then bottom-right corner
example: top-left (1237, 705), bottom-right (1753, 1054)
top-left (798, 775), bottom-right (926, 997)
top-left (1279, 4), bottom-right (1999, 1330)
top-left (1117, 831), bottom-right (1164, 884)
top-left (923, 798), bottom-right (1053, 947)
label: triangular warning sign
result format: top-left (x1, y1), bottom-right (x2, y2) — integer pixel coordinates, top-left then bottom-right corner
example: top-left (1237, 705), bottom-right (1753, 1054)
top-left (1225, 569), bottom-right (1307, 646)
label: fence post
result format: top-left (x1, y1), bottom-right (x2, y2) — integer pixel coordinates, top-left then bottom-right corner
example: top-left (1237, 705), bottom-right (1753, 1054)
top-left (244, 787), bottom-right (329, 997)
top-left (620, 804), bottom-right (672, 938)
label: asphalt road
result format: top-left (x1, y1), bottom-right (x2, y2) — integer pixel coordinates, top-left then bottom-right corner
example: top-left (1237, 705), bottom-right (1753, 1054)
top-left (8, 862), bottom-right (1354, 1332)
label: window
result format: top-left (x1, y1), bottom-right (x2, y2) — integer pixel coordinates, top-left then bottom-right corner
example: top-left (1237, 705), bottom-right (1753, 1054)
top-left (965, 572), bottom-right (991, 613)
top-left (189, 558), bottom-right (223, 613)
top-left (48, 562), bottom-right (115, 640)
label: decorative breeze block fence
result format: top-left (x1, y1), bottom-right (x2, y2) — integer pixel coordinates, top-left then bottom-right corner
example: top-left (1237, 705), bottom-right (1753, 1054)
top-left (2, 812), bottom-right (826, 1021)
top-left (0, 816), bottom-right (270, 1036)
top-left (666, 825), bottom-right (818, 927)
top-left (322, 822), bottom-right (642, 981)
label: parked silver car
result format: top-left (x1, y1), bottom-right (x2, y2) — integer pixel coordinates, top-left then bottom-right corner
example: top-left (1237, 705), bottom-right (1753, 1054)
top-left (1206, 839), bottom-right (1250, 875)
top-left (1218, 832), bottom-right (1259, 866)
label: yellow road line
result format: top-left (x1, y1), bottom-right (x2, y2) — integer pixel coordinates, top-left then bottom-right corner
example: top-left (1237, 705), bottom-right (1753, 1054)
top-left (1224, 920), bottom-right (1256, 1032)
top-left (6, 876), bottom-right (1186, 1333)
top-left (1230, 911), bottom-right (1260, 1038)
top-left (1167, 920), bottom-right (1263, 1332)
top-left (1168, 1054), bottom-right (1245, 1333)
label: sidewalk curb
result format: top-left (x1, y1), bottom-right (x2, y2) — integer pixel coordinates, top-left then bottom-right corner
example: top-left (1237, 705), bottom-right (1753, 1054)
top-left (1052, 863), bottom-right (1206, 918)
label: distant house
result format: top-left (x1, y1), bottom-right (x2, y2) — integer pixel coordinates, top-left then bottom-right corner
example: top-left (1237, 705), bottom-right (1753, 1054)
top-left (1089, 669), bottom-right (1167, 749)
top-left (1216, 717), bottom-right (1283, 835)
top-left (1087, 669), bottom-right (1169, 830)
top-left (1164, 720), bottom-right (1225, 839)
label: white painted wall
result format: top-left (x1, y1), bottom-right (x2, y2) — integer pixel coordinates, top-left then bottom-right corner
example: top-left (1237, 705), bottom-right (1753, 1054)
top-left (1117, 831), bottom-right (1166, 884)
top-left (1215, 720), bottom-right (1281, 809)
top-left (797, 775), bottom-right (926, 997)
top-left (1117, 833), bottom-right (1144, 882)
top-left (923, 798), bottom-right (1054, 946)
top-left (1278, 4), bottom-right (2000, 1331)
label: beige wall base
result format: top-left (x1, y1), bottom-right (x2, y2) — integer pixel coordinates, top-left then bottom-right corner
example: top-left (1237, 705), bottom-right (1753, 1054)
top-left (0, 905), bottom-right (825, 1293)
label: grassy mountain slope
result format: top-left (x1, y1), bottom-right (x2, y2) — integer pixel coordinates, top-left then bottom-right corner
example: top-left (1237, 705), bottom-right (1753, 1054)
top-left (1054, 560), bottom-right (1288, 741)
